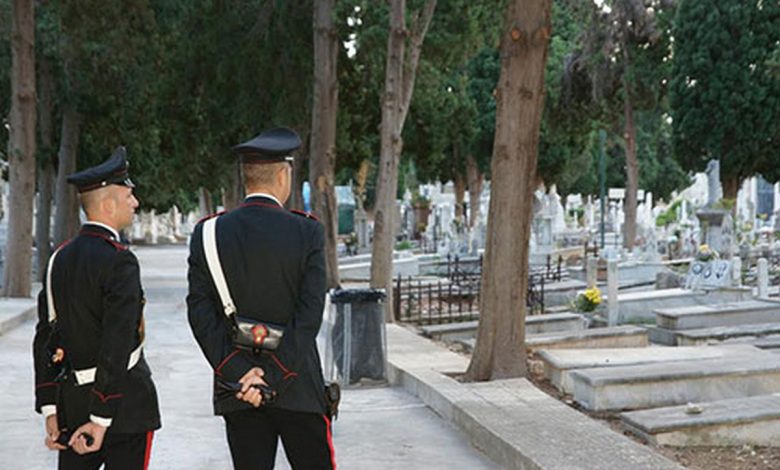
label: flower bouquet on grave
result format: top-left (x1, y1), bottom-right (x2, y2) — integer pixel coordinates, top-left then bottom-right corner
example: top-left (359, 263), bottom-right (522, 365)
top-left (694, 244), bottom-right (719, 262)
top-left (573, 287), bottom-right (602, 313)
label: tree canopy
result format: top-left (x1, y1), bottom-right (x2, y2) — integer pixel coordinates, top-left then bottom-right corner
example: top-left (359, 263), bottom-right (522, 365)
top-left (670, 0), bottom-right (780, 197)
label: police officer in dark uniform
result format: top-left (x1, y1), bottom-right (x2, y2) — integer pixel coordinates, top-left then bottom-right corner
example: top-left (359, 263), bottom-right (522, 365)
top-left (33, 148), bottom-right (161, 470)
top-left (187, 128), bottom-right (335, 469)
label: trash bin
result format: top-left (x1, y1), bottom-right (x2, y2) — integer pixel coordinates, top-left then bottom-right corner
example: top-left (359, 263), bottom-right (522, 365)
top-left (324, 288), bottom-right (387, 386)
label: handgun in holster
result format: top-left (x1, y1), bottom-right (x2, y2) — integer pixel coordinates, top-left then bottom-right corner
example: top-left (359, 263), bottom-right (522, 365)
top-left (48, 344), bottom-right (94, 447)
top-left (325, 382), bottom-right (341, 421)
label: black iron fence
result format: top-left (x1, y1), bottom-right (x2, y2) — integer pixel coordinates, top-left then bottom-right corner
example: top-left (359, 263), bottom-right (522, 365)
top-left (393, 275), bottom-right (479, 325)
top-left (393, 265), bottom-right (557, 325)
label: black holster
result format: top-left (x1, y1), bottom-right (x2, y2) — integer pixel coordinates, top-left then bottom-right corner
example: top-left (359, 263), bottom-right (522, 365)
top-left (325, 382), bottom-right (341, 421)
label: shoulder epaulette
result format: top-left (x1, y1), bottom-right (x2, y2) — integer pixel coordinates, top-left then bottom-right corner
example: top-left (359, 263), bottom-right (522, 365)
top-left (54, 239), bottom-right (72, 251)
top-left (85, 233), bottom-right (128, 251)
top-left (197, 210), bottom-right (227, 225)
top-left (290, 209), bottom-right (319, 221)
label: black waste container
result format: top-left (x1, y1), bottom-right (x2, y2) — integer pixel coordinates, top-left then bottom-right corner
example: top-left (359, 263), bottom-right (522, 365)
top-left (330, 288), bottom-right (386, 385)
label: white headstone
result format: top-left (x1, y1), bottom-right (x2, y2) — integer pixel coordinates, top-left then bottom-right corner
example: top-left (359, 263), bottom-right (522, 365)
top-left (607, 260), bottom-right (619, 326)
top-left (758, 257), bottom-right (769, 298)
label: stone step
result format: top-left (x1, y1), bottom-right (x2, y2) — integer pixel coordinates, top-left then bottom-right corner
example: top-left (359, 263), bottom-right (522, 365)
top-left (455, 325), bottom-right (647, 354)
top-left (752, 337), bottom-right (780, 350)
top-left (538, 345), bottom-right (762, 394)
top-left (420, 313), bottom-right (586, 341)
top-left (675, 323), bottom-right (780, 346)
top-left (569, 354), bottom-right (780, 411)
top-left (655, 300), bottom-right (780, 330)
top-left (614, 287), bottom-right (751, 323)
top-left (621, 393), bottom-right (780, 447)
top-left (526, 325), bottom-right (648, 350)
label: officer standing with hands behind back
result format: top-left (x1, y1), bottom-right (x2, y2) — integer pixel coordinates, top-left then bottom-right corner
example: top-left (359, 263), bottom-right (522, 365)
top-left (187, 127), bottom-right (336, 469)
top-left (32, 148), bottom-right (161, 470)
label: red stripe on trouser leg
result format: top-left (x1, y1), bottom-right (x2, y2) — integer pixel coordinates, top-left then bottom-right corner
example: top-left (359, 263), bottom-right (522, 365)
top-left (143, 431), bottom-right (154, 470)
top-left (322, 414), bottom-right (337, 470)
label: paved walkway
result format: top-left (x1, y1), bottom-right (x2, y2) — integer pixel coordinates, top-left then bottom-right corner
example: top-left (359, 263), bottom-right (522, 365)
top-left (0, 245), bottom-right (496, 469)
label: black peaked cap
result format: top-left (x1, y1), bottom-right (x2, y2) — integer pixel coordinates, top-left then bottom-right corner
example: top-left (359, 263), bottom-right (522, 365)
top-left (66, 146), bottom-right (135, 193)
top-left (233, 127), bottom-right (302, 164)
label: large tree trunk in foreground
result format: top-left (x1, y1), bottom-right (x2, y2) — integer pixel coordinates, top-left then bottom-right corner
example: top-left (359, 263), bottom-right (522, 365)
top-left (310, 0), bottom-right (340, 289)
top-left (370, 0), bottom-right (436, 321)
top-left (53, 106), bottom-right (81, 246)
top-left (465, 0), bottom-right (552, 381)
top-left (3, 0), bottom-right (37, 297)
top-left (35, 57), bottom-right (55, 281)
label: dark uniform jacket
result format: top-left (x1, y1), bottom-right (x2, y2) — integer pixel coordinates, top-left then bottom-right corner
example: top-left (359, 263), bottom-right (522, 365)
top-left (33, 224), bottom-right (161, 435)
top-left (187, 194), bottom-right (327, 415)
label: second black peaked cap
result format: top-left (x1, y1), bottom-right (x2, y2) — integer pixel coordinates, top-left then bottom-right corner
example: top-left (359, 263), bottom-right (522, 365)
top-left (66, 147), bottom-right (135, 193)
top-left (233, 127), bottom-right (302, 164)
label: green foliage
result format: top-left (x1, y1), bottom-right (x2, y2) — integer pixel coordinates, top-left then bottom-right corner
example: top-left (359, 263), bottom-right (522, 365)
top-left (671, 0), bottom-right (780, 186)
top-left (656, 199), bottom-right (681, 227)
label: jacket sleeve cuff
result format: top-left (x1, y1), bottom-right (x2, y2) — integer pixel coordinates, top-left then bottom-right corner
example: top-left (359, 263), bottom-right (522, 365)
top-left (215, 349), bottom-right (254, 382)
top-left (41, 405), bottom-right (57, 418)
top-left (35, 383), bottom-right (59, 413)
top-left (90, 415), bottom-right (112, 427)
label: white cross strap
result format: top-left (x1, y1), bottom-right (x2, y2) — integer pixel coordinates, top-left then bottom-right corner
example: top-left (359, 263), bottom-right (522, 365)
top-left (203, 217), bottom-right (237, 318)
top-left (73, 342), bottom-right (145, 386)
top-left (46, 247), bottom-right (63, 323)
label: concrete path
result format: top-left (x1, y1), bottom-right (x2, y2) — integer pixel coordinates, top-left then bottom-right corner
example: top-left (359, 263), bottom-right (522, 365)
top-left (0, 245), bottom-right (496, 469)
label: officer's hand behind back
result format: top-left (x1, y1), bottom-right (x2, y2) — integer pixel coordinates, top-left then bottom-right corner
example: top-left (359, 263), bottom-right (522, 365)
top-left (237, 367), bottom-right (267, 407)
top-left (44, 414), bottom-right (66, 451)
top-left (69, 421), bottom-right (107, 455)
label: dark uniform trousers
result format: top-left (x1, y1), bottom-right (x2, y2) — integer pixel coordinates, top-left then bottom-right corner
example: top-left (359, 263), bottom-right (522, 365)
top-left (58, 431), bottom-right (154, 470)
top-left (224, 408), bottom-right (335, 470)
top-left (187, 196), bottom-right (335, 469)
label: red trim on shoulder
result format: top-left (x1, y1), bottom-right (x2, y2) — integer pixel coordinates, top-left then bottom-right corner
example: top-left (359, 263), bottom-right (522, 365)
top-left (290, 209), bottom-right (318, 221)
top-left (36, 382), bottom-right (58, 389)
top-left (83, 232), bottom-right (127, 251)
top-left (91, 388), bottom-right (123, 403)
top-left (215, 349), bottom-right (241, 377)
top-left (54, 239), bottom-right (72, 251)
top-left (196, 210), bottom-right (227, 225)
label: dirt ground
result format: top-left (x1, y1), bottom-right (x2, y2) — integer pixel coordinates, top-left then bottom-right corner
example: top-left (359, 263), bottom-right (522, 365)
top-left (523, 353), bottom-right (780, 470)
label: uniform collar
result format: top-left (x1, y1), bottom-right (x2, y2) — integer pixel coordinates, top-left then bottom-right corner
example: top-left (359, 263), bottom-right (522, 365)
top-left (82, 221), bottom-right (121, 241)
top-left (245, 192), bottom-right (283, 207)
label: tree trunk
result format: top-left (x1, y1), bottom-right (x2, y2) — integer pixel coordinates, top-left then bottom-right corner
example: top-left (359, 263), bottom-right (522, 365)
top-left (454, 173), bottom-right (466, 223)
top-left (464, 0), bottom-right (551, 381)
top-left (622, 47), bottom-right (638, 251)
top-left (53, 106), bottom-right (81, 246)
top-left (290, 149), bottom-right (306, 211)
top-left (35, 56), bottom-right (55, 282)
top-left (222, 162), bottom-right (242, 211)
top-left (310, 0), bottom-right (340, 289)
top-left (370, 0), bottom-right (437, 321)
top-left (466, 154), bottom-right (483, 228)
top-left (3, 0), bottom-right (37, 297)
top-left (722, 175), bottom-right (740, 201)
top-left (198, 187), bottom-right (213, 217)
